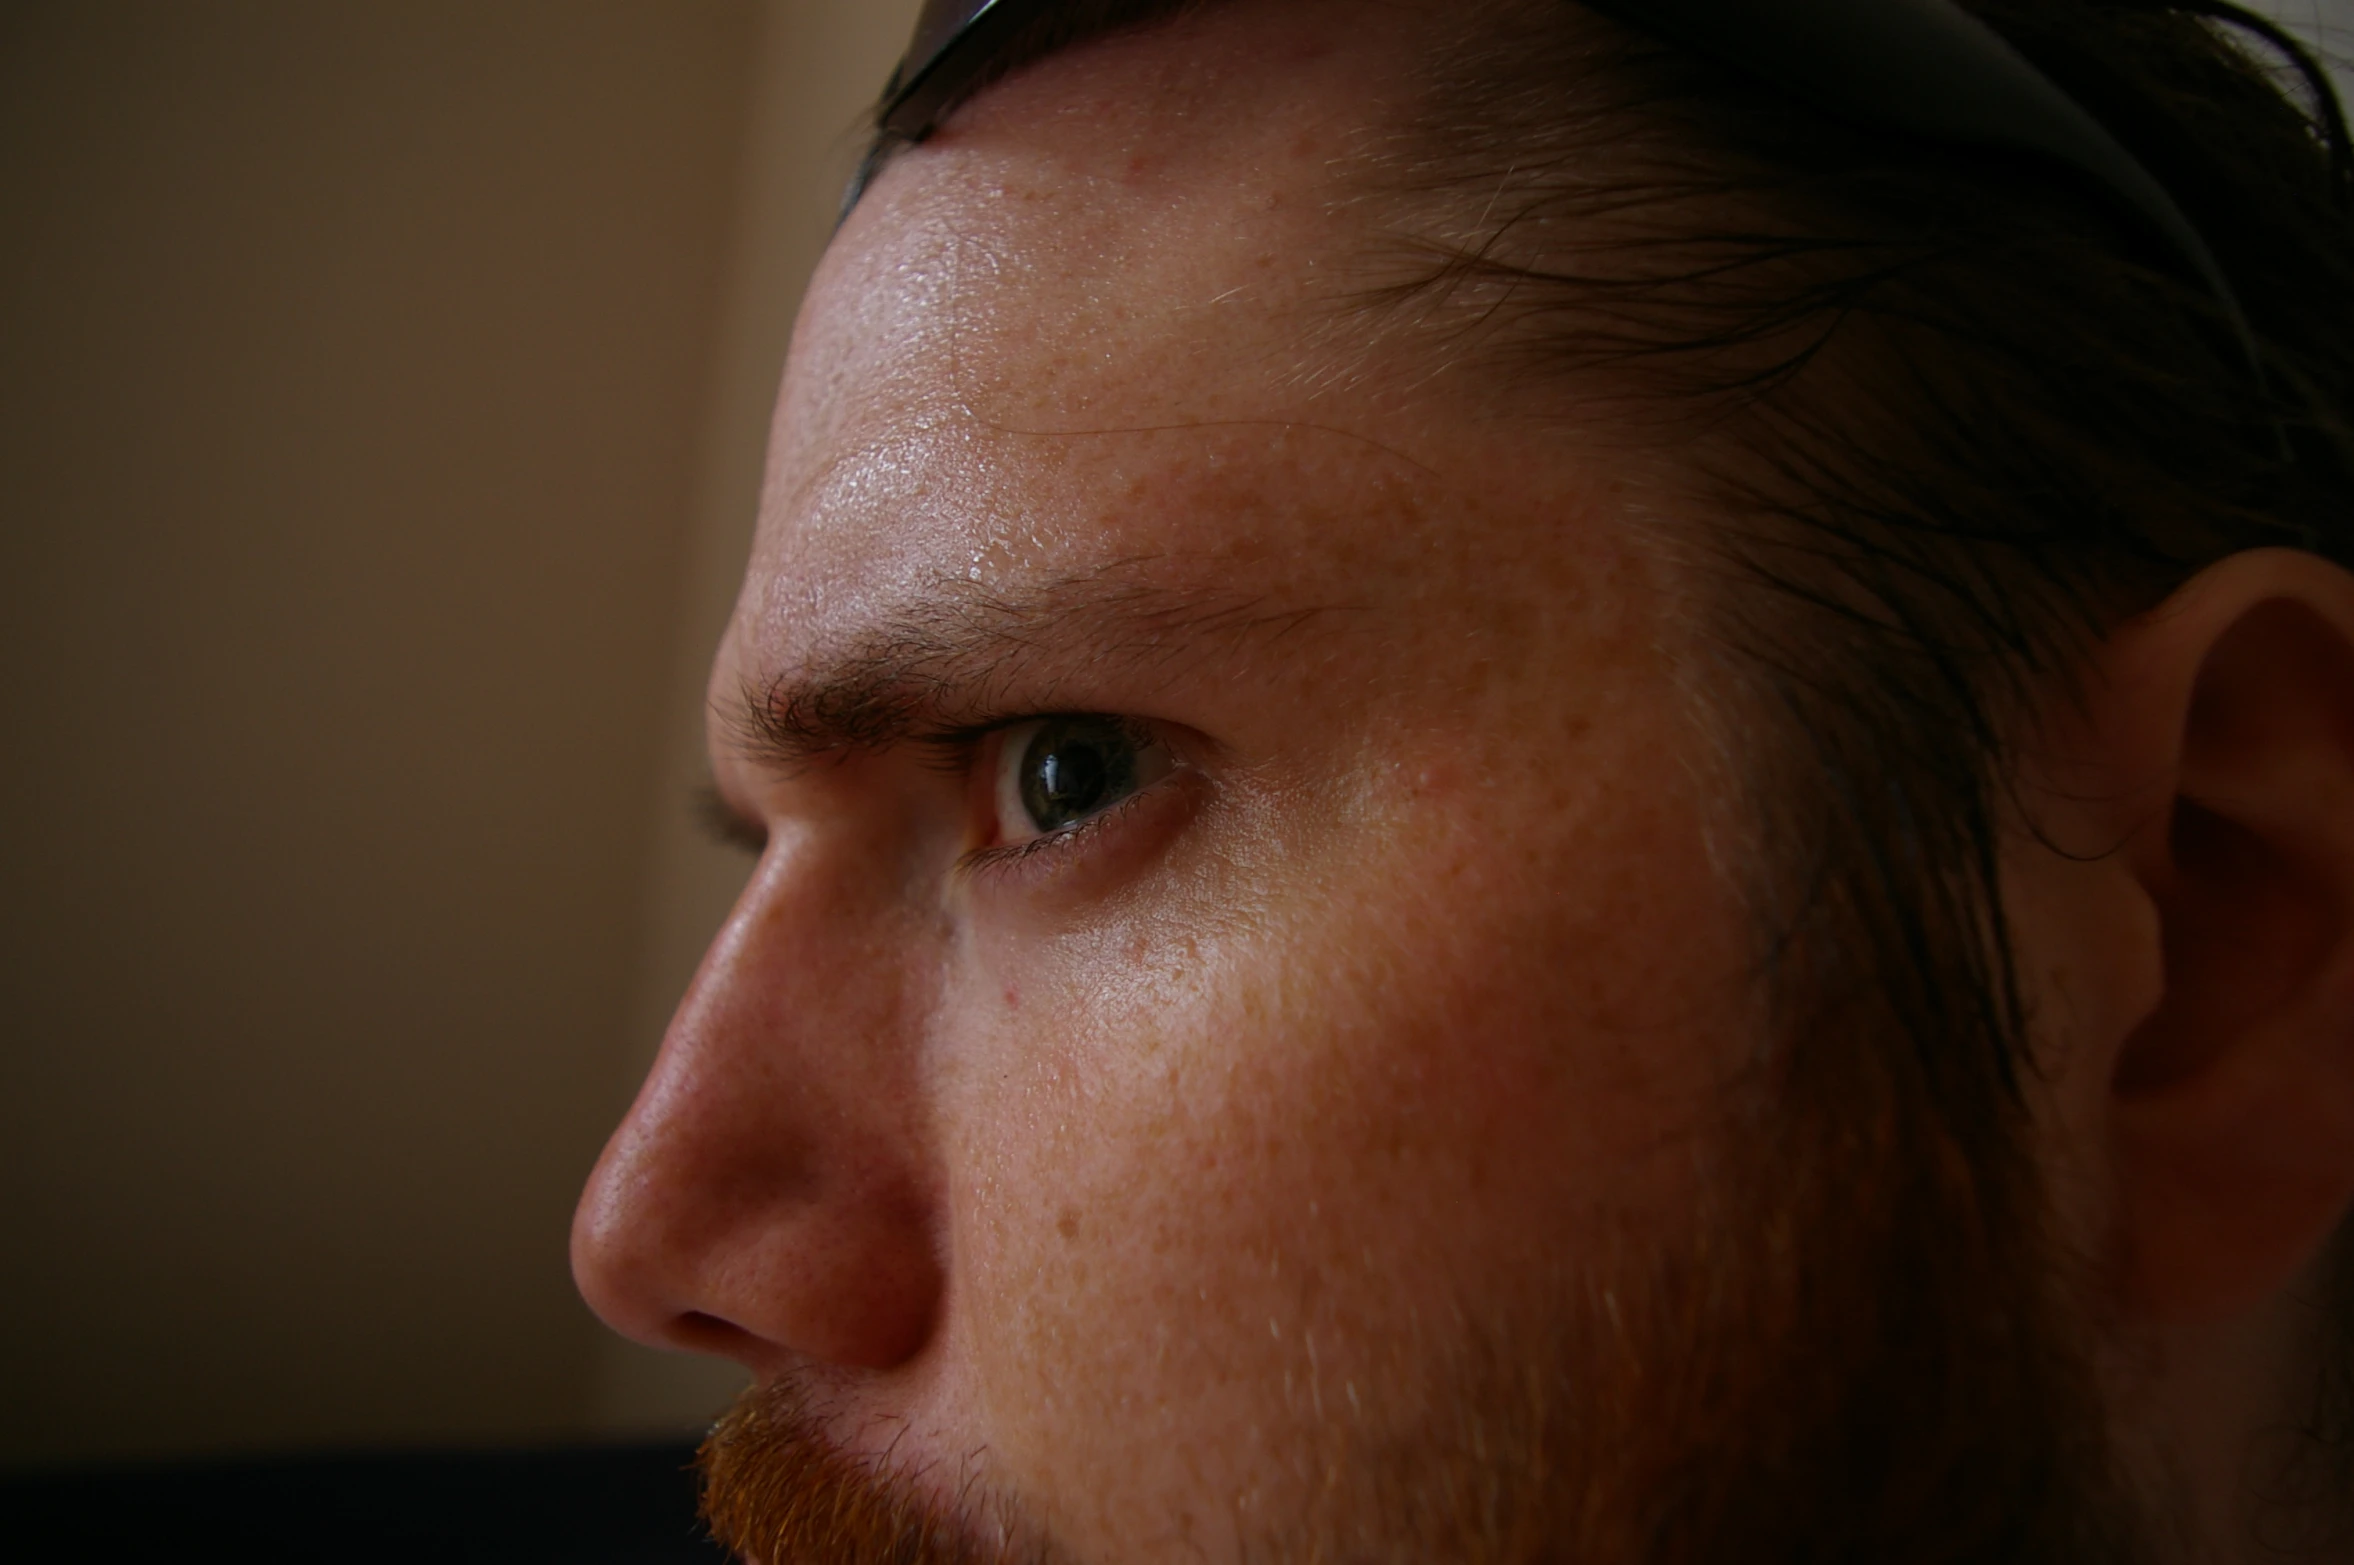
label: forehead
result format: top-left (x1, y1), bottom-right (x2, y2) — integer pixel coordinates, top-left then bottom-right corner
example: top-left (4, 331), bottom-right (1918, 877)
top-left (732, 0), bottom-right (1637, 684)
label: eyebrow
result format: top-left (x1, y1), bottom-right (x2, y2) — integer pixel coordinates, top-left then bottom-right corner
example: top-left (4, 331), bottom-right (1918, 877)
top-left (721, 564), bottom-right (1347, 771)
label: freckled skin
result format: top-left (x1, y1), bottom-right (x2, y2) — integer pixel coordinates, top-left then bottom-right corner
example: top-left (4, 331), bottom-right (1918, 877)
top-left (574, 3), bottom-right (1757, 1558)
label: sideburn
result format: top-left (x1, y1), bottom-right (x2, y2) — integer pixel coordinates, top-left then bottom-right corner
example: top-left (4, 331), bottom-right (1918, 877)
top-left (1246, 988), bottom-right (2153, 1565)
top-left (1625, 984), bottom-right (2152, 1565)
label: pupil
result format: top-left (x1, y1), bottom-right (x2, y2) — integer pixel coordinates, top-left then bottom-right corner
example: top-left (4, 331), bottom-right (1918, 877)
top-left (1019, 719), bottom-right (1134, 831)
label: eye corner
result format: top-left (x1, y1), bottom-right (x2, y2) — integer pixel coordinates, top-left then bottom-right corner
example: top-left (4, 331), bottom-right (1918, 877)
top-left (693, 782), bottom-right (769, 858)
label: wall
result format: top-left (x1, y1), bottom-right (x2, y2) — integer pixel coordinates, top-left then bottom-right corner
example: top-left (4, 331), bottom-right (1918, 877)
top-left (589, 0), bottom-right (924, 1438)
top-left (0, 0), bottom-right (2340, 1474)
top-left (1, 0), bottom-right (806, 1469)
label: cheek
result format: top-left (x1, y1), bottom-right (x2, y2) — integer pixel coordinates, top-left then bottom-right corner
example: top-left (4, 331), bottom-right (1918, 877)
top-left (931, 729), bottom-right (1744, 1537)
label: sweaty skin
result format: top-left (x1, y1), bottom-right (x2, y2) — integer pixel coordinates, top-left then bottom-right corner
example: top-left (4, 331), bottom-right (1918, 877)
top-left (573, 5), bottom-right (1758, 1556)
top-left (574, 2), bottom-right (2354, 1557)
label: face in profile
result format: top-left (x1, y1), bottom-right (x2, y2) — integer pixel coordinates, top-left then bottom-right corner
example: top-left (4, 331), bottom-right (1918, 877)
top-left (571, 3), bottom-right (2354, 1561)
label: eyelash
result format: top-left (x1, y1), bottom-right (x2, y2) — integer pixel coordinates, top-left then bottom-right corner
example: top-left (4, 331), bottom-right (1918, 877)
top-left (695, 715), bottom-right (1181, 874)
top-left (955, 780), bottom-right (1157, 883)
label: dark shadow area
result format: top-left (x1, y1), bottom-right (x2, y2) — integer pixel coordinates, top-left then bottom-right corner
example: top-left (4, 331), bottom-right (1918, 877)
top-left (0, 1439), bottom-right (730, 1562)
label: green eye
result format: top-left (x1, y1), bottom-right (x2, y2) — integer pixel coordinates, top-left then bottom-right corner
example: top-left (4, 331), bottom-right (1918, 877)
top-left (994, 715), bottom-right (1171, 841)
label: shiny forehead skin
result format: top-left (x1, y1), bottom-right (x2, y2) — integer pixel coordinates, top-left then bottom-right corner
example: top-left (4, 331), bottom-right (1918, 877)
top-left (871, 0), bottom-right (2253, 354)
top-left (745, 1), bottom-right (1548, 674)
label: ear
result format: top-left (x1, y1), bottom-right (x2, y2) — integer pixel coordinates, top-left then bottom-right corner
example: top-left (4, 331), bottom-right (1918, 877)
top-left (2049, 549), bottom-right (2354, 1327)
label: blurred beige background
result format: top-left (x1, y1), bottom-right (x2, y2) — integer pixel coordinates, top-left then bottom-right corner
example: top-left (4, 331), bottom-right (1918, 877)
top-left (1, 0), bottom-right (918, 1470)
top-left (1, 0), bottom-right (2345, 1479)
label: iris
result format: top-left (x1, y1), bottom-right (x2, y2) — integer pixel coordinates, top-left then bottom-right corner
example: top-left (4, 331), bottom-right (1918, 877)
top-left (1014, 717), bottom-right (1139, 833)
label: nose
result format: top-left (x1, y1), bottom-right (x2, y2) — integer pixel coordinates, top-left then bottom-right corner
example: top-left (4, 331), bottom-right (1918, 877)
top-left (571, 822), bottom-right (945, 1373)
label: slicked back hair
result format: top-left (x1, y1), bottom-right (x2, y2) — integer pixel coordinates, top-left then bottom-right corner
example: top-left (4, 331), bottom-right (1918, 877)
top-left (847, 0), bottom-right (2354, 1530)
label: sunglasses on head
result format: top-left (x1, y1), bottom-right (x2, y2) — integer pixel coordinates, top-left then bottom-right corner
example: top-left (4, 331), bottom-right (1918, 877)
top-left (871, 0), bottom-right (2260, 380)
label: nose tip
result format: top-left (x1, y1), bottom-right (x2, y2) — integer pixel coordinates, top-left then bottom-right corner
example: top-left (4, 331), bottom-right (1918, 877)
top-left (570, 841), bottom-right (948, 1375)
top-left (570, 1128), bottom-right (714, 1352)
top-left (571, 1104), bottom-right (944, 1371)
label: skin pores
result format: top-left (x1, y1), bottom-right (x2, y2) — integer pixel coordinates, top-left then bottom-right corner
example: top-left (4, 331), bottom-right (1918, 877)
top-left (575, 5), bottom-right (1764, 1558)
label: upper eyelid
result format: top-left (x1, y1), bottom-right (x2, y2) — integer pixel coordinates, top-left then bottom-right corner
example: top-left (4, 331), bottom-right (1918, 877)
top-left (910, 723), bottom-right (998, 776)
top-left (913, 708), bottom-right (1148, 772)
top-left (728, 583), bottom-right (1345, 771)
top-left (690, 717), bottom-right (1073, 853)
top-left (695, 718), bottom-right (1029, 845)
top-left (692, 782), bottom-right (768, 856)
top-left (702, 710), bottom-right (1193, 852)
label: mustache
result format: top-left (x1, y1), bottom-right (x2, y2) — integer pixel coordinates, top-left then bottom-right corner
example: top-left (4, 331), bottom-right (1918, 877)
top-left (696, 1379), bottom-right (1058, 1565)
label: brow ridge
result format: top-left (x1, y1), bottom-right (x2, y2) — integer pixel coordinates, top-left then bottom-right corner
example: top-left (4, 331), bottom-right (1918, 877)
top-left (723, 564), bottom-right (1351, 770)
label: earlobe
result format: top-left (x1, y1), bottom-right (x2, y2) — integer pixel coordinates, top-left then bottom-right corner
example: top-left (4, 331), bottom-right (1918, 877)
top-left (2092, 552), bottom-right (2354, 1327)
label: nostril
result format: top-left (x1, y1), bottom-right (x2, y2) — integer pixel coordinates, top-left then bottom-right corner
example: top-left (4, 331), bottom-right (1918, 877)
top-left (674, 1309), bottom-right (758, 1358)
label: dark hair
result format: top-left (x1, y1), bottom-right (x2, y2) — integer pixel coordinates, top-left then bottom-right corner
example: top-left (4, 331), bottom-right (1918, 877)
top-left (1341, 1), bottom-right (2354, 1530)
top-left (1358, 0), bottom-right (2354, 1083)
top-left (856, 0), bottom-right (2354, 1540)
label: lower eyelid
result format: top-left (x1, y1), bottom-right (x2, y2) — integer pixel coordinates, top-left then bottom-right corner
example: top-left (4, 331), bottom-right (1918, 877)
top-left (966, 789), bottom-right (1141, 872)
top-left (959, 773), bottom-right (1183, 887)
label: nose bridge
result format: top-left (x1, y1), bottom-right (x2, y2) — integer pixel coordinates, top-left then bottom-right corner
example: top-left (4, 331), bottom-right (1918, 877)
top-left (573, 818), bottom-right (946, 1372)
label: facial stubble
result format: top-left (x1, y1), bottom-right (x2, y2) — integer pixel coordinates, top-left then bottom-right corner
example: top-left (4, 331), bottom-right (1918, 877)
top-left (697, 1024), bottom-right (2156, 1565)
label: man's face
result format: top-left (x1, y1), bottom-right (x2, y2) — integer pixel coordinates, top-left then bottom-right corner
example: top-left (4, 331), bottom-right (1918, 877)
top-left (572, 5), bottom-right (1970, 1558)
